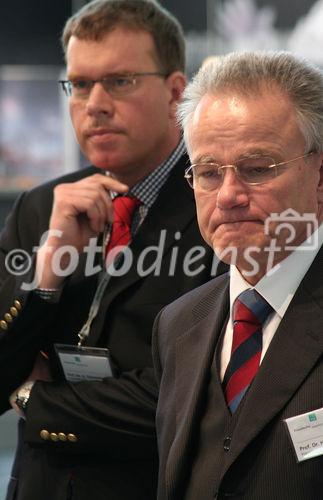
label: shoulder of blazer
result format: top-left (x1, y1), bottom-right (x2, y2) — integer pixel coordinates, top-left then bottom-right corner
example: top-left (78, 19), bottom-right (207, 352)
top-left (157, 272), bottom-right (229, 337)
top-left (137, 153), bottom-right (195, 239)
top-left (301, 244), bottom-right (323, 304)
top-left (166, 271), bottom-right (228, 313)
top-left (153, 152), bottom-right (192, 206)
top-left (12, 166), bottom-right (102, 227)
top-left (24, 165), bottom-right (101, 202)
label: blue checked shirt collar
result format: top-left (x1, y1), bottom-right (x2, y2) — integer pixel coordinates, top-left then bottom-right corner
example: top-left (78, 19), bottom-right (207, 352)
top-left (109, 139), bottom-right (186, 232)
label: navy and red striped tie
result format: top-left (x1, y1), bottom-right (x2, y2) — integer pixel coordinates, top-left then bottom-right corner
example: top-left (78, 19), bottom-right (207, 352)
top-left (223, 289), bottom-right (273, 413)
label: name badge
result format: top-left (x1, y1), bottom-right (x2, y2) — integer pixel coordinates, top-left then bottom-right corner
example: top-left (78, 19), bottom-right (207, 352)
top-left (55, 343), bottom-right (113, 382)
top-left (284, 407), bottom-right (323, 462)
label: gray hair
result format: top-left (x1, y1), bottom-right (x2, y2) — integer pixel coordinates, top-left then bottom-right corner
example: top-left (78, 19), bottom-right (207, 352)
top-left (178, 51), bottom-right (323, 154)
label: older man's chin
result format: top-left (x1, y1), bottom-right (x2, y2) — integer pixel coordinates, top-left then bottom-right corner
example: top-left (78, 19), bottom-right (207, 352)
top-left (211, 239), bottom-right (272, 268)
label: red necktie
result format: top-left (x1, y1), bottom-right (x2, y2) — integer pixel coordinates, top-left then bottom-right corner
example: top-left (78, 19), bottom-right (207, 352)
top-left (105, 196), bottom-right (141, 262)
top-left (223, 289), bottom-right (273, 413)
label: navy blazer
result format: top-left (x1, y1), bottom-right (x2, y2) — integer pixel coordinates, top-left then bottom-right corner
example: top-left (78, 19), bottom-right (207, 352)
top-left (0, 155), bottom-right (223, 500)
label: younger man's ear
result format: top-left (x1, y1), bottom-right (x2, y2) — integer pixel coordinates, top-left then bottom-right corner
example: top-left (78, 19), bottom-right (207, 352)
top-left (165, 71), bottom-right (186, 118)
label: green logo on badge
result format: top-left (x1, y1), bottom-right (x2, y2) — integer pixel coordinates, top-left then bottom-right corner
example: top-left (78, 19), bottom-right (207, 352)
top-left (74, 356), bottom-right (81, 362)
top-left (309, 414), bottom-right (317, 422)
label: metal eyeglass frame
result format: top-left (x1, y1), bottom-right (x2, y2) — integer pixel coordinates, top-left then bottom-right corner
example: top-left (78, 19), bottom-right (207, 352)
top-left (184, 152), bottom-right (314, 189)
top-left (59, 72), bottom-right (167, 97)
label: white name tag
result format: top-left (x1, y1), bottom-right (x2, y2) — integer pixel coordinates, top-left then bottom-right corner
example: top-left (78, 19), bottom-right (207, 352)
top-left (284, 407), bottom-right (323, 462)
top-left (55, 344), bottom-right (113, 382)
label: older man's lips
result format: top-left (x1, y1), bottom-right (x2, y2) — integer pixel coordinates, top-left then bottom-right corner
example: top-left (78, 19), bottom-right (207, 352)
top-left (87, 128), bottom-right (123, 143)
top-left (216, 220), bottom-right (262, 230)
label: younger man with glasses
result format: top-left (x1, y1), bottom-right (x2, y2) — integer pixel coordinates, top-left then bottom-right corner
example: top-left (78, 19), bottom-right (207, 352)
top-left (154, 51), bottom-right (323, 500)
top-left (0, 1), bottom-right (219, 499)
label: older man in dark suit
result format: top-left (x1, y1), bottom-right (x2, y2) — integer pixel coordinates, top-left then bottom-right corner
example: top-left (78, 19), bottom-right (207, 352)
top-left (153, 51), bottom-right (323, 500)
top-left (0, 2), bottom-right (222, 499)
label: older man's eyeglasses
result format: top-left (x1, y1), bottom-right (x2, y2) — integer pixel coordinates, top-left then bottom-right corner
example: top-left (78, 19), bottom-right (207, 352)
top-left (59, 72), bottom-right (167, 98)
top-left (184, 152), bottom-right (314, 191)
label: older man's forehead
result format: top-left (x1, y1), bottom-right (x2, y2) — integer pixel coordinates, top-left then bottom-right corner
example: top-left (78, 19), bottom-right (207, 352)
top-left (189, 90), bottom-right (303, 156)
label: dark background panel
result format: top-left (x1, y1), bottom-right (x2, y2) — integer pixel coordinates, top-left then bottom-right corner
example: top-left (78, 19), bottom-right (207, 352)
top-left (0, 0), bottom-right (72, 64)
top-left (0, 0), bottom-right (319, 64)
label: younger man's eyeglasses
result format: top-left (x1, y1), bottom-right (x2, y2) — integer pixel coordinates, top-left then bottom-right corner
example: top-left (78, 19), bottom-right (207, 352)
top-left (59, 72), bottom-right (167, 98)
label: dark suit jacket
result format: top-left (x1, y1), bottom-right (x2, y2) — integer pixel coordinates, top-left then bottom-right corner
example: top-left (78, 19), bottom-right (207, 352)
top-left (0, 155), bottom-right (222, 500)
top-left (153, 247), bottom-right (323, 500)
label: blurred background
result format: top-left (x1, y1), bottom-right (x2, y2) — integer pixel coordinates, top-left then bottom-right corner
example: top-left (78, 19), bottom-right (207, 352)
top-left (0, 0), bottom-right (321, 495)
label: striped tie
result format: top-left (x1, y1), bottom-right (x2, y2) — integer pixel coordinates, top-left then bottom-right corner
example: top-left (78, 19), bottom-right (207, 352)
top-left (223, 289), bottom-right (273, 413)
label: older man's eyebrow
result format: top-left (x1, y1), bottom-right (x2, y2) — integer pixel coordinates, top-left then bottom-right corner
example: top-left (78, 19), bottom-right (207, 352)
top-left (192, 155), bottom-right (218, 164)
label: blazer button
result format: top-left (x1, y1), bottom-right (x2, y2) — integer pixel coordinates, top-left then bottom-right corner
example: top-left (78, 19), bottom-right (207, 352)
top-left (0, 320), bottom-right (8, 330)
top-left (223, 436), bottom-right (231, 452)
top-left (4, 313), bottom-right (13, 323)
top-left (40, 430), bottom-right (50, 440)
top-left (50, 432), bottom-right (59, 442)
top-left (58, 432), bottom-right (67, 442)
top-left (14, 300), bottom-right (22, 310)
top-left (10, 307), bottom-right (18, 317)
top-left (67, 433), bottom-right (78, 443)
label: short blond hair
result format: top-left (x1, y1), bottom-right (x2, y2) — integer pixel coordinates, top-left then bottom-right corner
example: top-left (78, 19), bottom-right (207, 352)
top-left (62, 0), bottom-right (185, 74)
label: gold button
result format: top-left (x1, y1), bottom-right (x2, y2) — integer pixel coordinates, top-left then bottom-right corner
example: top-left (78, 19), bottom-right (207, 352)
top-left (50, 432), bottom-right (58, 442)
top-left (4, 313), bottom-right (13, 323)
top-left (67, 433), bottom-right (78, 443)
top-left (10, 307), bottom-right (18, 317)
top-left (14, 300), bottom-right (22, 310)
top-left (40, 430), bottom-right (50, 440)
top-left (0, 320), bottom-right (8, 330)
top-left (58, 432), bottom-right (67, 442)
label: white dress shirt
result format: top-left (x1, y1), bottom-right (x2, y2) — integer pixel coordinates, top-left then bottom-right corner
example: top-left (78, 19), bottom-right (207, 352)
top-left (220, 223), bottom-right (323, 380)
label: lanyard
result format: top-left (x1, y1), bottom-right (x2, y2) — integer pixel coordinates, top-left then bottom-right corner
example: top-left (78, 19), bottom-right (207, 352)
top-left (77, 225), bottom-right (118, 346)
top-left (77, 270), bottom-right (113, 346)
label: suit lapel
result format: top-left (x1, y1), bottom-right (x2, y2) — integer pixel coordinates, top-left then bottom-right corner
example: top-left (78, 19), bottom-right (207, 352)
top-left (222, 247), bottom-right (323, 473)
top-left (110, 153), bottom-right (194, 290)
top-left (165, 277), bottom-right (230, 496)
top-left (88, 154), bottom-right (197, 344)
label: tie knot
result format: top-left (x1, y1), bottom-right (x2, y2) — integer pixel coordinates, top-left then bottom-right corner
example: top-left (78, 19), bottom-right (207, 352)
top-left (233, 289), bottom-right (273, 326)
top-left (113, 196), bottom-right (141, 226)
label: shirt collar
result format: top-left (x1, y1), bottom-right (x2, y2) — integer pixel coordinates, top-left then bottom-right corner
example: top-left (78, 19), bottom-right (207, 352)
top-left (229, 223), bottom-right (323, 319)
top-left (109, 138), bottom-right (186, 207)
